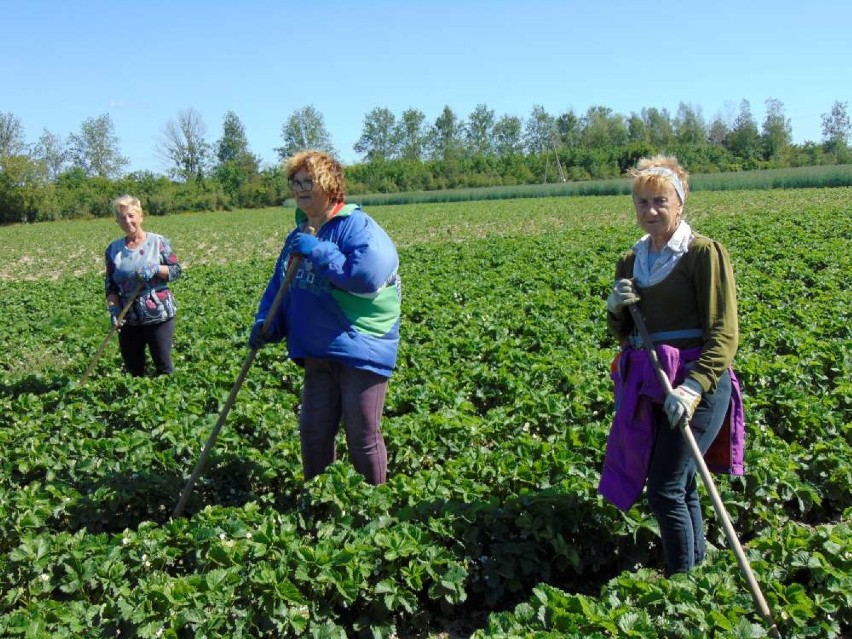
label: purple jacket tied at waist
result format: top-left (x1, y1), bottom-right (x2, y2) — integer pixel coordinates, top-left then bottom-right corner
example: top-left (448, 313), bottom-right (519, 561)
top-left (598, 345), bottom-right (745, 511)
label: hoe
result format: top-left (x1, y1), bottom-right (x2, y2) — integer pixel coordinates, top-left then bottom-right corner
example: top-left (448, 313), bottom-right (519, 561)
top-left (629, 304), bottom-right (782, 638)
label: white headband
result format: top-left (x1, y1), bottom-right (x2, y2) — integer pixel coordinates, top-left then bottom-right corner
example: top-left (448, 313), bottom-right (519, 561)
top-left (641, 167), bottom-right (685, 203)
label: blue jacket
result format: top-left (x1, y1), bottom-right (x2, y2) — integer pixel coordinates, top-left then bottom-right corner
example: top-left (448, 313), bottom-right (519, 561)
top-left (254, 204), bottom-right (401, 378)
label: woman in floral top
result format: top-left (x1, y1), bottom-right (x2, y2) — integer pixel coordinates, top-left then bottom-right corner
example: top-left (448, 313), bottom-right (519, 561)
top-left (104, 195), bottom-right (182, 376)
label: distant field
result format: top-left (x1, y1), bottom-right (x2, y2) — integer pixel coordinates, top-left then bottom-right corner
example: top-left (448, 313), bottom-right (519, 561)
top-left (309, 163), bottom-right (852, 208)
top-left (2, 186), bottom-right (848, 281)
top-left (1, 187), bottom-right (850, 636)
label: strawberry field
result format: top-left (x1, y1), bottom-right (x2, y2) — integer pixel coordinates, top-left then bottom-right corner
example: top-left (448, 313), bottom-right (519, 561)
top-left (1, 188), bottom-right (850, 638)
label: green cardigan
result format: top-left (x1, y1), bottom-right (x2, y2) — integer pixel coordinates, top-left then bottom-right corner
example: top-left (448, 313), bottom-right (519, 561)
top-left (607, 234), bottom-right (739, 394)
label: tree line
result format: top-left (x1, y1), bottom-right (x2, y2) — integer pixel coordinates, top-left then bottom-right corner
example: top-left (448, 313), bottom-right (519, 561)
top-left (1, 99), bottom-right (850, 224)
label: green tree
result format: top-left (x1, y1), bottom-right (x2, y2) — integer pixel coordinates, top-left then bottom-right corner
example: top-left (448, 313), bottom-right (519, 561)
top-left (708, 116), bottom-right (729, 146)
top-left (428, 106), bottom-right (464, 161)
top-left (395, 108), bottom-right (427, 161)
top-left (276, 105), bottom-right (336, 160)
top-left (354, 107), bottom-right (399, 161)
top-left (642, 107), bottom-right (674, 148)
top-left (761, 98), bottom-right (792, 162)
top-left (493, 115), bottom-right (524, 157)
top-left (0, 155), bottom-right (51, 223)
top-left (674, 103), bottom-right (707, 146)
top-left (555, 109), bottom-right (581, 147)
top-left (465, 104), bottom-right (496, 156)
top-left (821, 100), bottom-right (851, 152)
top-left (68, 113), bottom-right (129, 178)
top-left (619, 142), bottom-right (657, 173)
top-left (580, 106), bottom-right (627, 148)
top-left (32, 129), bottom-right (67, 181)
top-left (157, 108), bottom-right (211, 182)
top-left (216, 110), bottom-right (252, 164)
top-left (725, 100), bottom-right (762, 166)
top-left (524, 104), bottom-right (556, 156)
top-left (627, 113), bottom-right (649, 144)
top-left (213, 111), bottom-right (261, 205)
top-left (525, 105), bottom-right (560, 182)
top-left (0, 112), bottom-right (27, 158)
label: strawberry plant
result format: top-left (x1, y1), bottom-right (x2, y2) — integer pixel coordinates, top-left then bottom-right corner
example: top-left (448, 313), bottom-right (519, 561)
top-left (0, 188), bottom-right (850, 636)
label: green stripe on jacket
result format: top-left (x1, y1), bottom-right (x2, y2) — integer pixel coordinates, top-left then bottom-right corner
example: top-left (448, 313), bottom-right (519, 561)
top-left (330, 285), bottom-right (400, 336)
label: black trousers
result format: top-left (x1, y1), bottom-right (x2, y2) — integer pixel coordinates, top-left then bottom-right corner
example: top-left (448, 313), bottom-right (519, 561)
top-left (117, 318), bottom-right (175, 376)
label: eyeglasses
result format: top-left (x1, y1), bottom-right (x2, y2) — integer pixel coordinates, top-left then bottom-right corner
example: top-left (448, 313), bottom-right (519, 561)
top-left (288, 178), bottom-right (314, 192)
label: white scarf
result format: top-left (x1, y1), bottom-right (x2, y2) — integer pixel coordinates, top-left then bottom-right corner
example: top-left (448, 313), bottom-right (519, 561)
top-left (632, 220), bottom-right (693, 287)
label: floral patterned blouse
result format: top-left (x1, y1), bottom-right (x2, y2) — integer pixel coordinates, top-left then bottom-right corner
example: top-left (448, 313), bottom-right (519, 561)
top-left (104, 232), bottom-right (182, 326)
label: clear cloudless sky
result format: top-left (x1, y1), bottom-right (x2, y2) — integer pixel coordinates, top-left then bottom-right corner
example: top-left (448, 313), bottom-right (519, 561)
top-left (4, 0), bottom-right (850, 174)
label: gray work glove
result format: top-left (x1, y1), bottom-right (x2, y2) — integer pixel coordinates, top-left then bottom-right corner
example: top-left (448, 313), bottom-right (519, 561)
top-left (607, 278), bottom-right (640, 315)
top-left (664, 378), bottom-right (703, 428)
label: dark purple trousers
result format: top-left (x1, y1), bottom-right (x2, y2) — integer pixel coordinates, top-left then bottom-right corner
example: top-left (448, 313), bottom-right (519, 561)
top-left (117, 318), bottom-right (175, 377)
top-left (299, 357), bottom-right (389, 485)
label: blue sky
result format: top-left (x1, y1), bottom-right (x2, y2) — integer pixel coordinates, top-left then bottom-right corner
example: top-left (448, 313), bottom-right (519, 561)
top-left (4, 0), bottom-right (850, 174)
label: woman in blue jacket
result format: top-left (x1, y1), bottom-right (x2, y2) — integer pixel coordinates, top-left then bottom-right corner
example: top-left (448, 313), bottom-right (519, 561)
top-left (249, 151), bottom-right (401, 485)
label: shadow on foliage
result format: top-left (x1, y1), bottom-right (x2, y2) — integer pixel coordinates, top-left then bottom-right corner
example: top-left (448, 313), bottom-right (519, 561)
top-left (0, 372), bottom-right (70, 396)
top-left (420, 486), bottom-right (662, 630)
top-left (62, 455), bottom-right (271, 534)
top-left (395, 487), bottom-right (656, 609)
top-left (294, 464), bottom-right (660, 616)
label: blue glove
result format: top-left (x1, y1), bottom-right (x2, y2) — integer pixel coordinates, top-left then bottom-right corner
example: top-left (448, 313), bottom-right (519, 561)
top-left (664, 378), bottom-right (703, 428)
top-left (291, 232), bottom-right (319, 257)
top-left (249, 321), bottom-right (269, 350)
top-left (109, 306), bottom-right (124, 328)
top-left (136, 263), bottom-right (160, 282)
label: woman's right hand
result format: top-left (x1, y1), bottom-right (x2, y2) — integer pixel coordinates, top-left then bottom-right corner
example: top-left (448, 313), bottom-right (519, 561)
top-left (109, 306), bottom-right (124, 328)
top-left (249, 321), bottom-right (268, 350)
top-left (607, 278), bottom-right (640, 314)
top-left (136, 263), bottom-right (160, 282)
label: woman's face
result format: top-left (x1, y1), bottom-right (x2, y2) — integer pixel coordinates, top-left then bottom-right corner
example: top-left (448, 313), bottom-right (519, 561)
top-left (633, 181), bottom-right (683, 248)
top-left (115, 206), bottom-right (143, 237)
top-left (290, 167), bottom-right (331, 219)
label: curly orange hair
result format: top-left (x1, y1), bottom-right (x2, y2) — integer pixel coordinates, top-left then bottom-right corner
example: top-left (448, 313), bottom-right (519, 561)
top-left (284, 150), bottom-right (346, 202)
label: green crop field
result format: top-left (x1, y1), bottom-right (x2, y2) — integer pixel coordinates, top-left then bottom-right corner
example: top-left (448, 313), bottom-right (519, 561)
top-left (1, 188), bottom-right (850, 637)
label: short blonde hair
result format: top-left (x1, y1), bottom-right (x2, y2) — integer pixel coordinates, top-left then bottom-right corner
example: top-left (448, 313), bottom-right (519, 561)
top-left (112, 194), bottom-right (143, 218)
top-left (284, 151), bottom-right (346, 202)
top-left (628, 155), bottom-right (690, 203)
